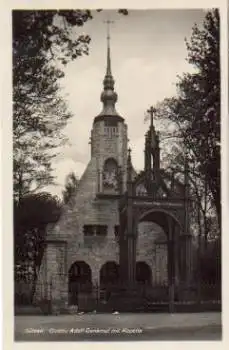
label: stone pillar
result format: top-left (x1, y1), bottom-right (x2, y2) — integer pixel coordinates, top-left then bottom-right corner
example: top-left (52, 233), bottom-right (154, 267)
top-left (127, 235), bottom-right (136, 285)
top-left (184, 234), bottom-right (192, 286)
top-left (99, 169), bottom-right (103, 193)
top-left (126, 196), bottom-right (136, 285)
top-left (125, 148), bottom-right (136, 287)
top-left (91, 267), bottom-right (100, 288)
top-left (91, 267), bottom-right (100, 309)
top-left (119, 216), bottom-right (128, 284)
top-left (46, 240), bottom-right (67, 312)
top-left (167, 217), bottom-right (175, 313)
top-left (174, 225), bottom-right (180, 287)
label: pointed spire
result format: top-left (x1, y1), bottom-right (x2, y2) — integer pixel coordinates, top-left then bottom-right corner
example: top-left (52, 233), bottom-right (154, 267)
top-left (147, 106), bottom-right (159, 149)
top-left (98, 20), bottom-right (120, 117)
top-left (127, 148), bottom-right (132, 184)
top-left (127, 147), bottom-right (132, 163)
top-left (106, 21), bottom-right (112, 76)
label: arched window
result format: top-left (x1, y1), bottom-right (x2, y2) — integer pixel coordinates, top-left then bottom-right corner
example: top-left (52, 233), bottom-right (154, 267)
top-left (103, 158), bottom-right (118, 191)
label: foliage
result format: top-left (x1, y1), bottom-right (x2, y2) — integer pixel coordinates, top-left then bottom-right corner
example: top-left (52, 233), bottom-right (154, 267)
top-left (62, 171), bottom-right (79, 204)
top-left (13, 9), bottom-right (128, 202)
top-left (152, 9), bottom-right (220, 228)
top-left (14, 192), bottom-right (62, 275)
top-left (199, 238), bottom-right (221, 283)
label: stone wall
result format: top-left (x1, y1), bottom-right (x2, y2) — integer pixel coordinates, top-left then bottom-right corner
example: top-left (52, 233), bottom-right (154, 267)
top-left (91, 120), bottom-right (128, 192)
top-left (35, 115), bottom-right (170, 305)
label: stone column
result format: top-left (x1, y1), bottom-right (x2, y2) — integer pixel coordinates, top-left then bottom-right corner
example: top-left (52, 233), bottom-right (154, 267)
top-left (119, 216), bottom-right (128, 284)
top-left (91, 267), bottom-right (100, 288)
top-left (91, 267), bottom-right (100, 309)
top-left (127, 235), bottom-right (136, 285)
top-left (99, 168), bottom-right (103, 193)
top-left (126, 197), bottom-right (136, 286)
top-left (184, 234), bottom-right (192, 286)
top-left (126, 148), bottom-right (136, 287)
top-left (174, 225), bottom-right (180, 287)
top-left (48, 241), bottom-right (68, 312)
top-left (167, 217), bottom-right (175, 313)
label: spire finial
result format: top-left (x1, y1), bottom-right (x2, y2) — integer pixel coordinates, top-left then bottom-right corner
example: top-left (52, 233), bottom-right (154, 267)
top-left (98, 19), bottom-right (120, 118)
top-left (147, 106), bottom-right (157, 127)
top-left (104, 19), bottom-right (114, 75)
top-left (105, 19), bottom-right (113, 42)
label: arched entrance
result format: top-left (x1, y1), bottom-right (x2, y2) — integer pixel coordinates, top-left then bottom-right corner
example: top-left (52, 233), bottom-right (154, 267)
top-left (138, 210), bottom-right (182, 288)
top-left (136, 261), bottom-right (152, 285)
top-left (139, 209), bottom-right (181, 233)
top-left (100, 261), bottom-right (119, 301)
top-left (100, 261), bottom-right (119, 286)
top-left (137, 220), bottom-right (167, 284)
top-left (68, 261), bottom-right (92, 305)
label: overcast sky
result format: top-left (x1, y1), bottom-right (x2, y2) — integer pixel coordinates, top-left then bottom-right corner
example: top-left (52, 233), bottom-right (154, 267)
top-left (46, 9), bottom-right (206, 197)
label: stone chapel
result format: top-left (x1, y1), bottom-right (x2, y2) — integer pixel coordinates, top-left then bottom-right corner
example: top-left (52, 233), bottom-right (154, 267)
top-left (35, 28), bottom-right (192, 310)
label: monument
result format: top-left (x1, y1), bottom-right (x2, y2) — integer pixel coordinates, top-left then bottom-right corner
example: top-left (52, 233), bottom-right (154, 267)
top-left (35, 23), bottom-right (192, 312)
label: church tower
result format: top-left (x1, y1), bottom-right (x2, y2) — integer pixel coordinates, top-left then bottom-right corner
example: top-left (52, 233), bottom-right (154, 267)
top-left (35, 23), bottom-right (129, 308)
top-left (91, 22), bottom-right (128, 195)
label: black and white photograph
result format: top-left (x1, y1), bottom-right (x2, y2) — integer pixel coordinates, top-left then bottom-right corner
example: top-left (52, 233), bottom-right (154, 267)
top-left (3, 2), bottom-right (224, 344)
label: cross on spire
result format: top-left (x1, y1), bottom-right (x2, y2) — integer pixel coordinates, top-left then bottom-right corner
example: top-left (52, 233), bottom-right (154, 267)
top-left (147, 106), bottom-right (157, 127)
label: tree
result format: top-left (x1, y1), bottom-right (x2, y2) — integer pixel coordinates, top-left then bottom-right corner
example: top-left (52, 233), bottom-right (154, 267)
top-left (13, 10), bottom-right (128, 202)
top-left (62, 171), bottom-right (79, 204)
top-left (14, 192), bottom-right (62, 303)
top-left (199, 238), bottom-right (221, 284)
top-left (13, 10), bottom-right (89, 202)
top-left (153, 9), bottom-right (220, 226)
top-left (14, 192), bottom-right (62, 281)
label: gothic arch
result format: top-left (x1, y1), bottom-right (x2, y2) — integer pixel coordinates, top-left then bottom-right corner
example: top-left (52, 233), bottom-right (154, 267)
top-left (139, 208), bottom-right (182, 234)
top-left (100, 261), bottom-right (119, 286)
top-left (103, 157), bottom-right (118, 168)
top-left (136, 261), bottom-right (152, 285)
top-left (68, 261), bottom-right (92, 305)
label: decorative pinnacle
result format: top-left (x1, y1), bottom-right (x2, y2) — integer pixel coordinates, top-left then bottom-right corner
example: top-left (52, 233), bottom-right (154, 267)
top-left (127, 148), bottom-right (132, 179)
top-left (147, 106), bottom-right (157, 127)
top-left (184, 151), bottom-right (189, 171)
top-left (146, 106), bottom-right (159, 150)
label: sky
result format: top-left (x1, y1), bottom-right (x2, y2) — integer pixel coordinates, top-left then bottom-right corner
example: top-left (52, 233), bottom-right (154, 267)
top-left (46, 9), bottom-right (206, 197)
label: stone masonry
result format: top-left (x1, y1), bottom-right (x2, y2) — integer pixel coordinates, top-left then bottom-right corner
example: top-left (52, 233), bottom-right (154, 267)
top-left (35, 30), bottom-right (168, 306)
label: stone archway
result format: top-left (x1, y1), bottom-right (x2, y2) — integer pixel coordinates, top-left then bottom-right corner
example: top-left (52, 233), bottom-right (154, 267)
top-left (137, 220), bottom-right (168, 285)
top-left (139, 209), bottom-right (182, 232)
top-left (138, 210), bottom-right (182, 288)
top-left (136, 261), bottom-right (152, 285)
top-left (99, 261), bottom-right (119, 301)
top-left (100, 261), bottom-right (119, 302)
top-left (100, 261), bottom-right (119, 287)
top-left (68, 261), bottom-right (92, 305)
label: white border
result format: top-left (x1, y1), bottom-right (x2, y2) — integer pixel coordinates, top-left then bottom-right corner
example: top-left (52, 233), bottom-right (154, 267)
top-left (0, 1), bottom-right (228, 349)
